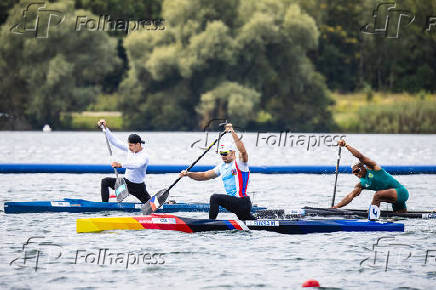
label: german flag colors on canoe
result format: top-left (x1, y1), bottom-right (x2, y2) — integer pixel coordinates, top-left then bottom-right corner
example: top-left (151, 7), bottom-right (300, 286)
top-left (76, 214), bottom-right (404, 234)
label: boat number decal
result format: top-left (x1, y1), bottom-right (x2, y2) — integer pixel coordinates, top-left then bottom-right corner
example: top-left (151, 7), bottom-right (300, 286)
top-left (134, 204), bottom-right (142, 209)
top-left (245, 220), bottom-right (279, 226)
top-left (423, 213), bottom-right (436, 219)
top-left (152, 218), bottom-right (176, 224)
top-left (50, 202), bottom-right (70, 207)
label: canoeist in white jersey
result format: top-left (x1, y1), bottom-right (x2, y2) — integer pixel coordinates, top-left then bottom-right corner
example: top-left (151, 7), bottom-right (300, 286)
top-left (97, 119), bottom-right (150, 203)
top-left (180, 123), bottom-right (255, 220)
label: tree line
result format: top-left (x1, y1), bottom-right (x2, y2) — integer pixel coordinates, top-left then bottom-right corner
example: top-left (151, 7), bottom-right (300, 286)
top-left (0, 0), bottom-right (435, 131)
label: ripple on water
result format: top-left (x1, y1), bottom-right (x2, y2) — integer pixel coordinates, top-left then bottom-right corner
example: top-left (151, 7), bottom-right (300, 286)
top-left (1, 133), bottom-right (436, 288)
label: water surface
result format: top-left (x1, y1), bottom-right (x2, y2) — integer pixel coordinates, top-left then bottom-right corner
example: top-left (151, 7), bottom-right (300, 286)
top-left (0, 132), bottom-right (435, 289)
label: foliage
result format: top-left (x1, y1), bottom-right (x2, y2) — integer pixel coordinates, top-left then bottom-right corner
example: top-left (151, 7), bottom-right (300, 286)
top-left (197, 82), bottom-right (260, 128)
top-left (76, 0), bottom-right (162, 20)
top-left (354, 101), bottom-right (436, 133)
top-left (87, 94), bottom-right (121, 111)
top-left (0, 0), bottom-right (121, 129)
top-left (0, 0), bottom-right (434, 132)
top-left (64, 112), bottom-right (123, 129)
top-left (331, 93), bottom-right (436, 133)
top-left (120, 0), bottom-right (334, 131)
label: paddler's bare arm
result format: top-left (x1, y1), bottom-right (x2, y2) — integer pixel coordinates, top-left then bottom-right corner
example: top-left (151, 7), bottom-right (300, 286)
top-left (179, 169), bottom-right (217, 181)
top-left (333, 183), bottom-right (363, 208)
top-left (338, 140), bottom-right (380, 170)
top-left (226, 123), bottom-right (248, 162)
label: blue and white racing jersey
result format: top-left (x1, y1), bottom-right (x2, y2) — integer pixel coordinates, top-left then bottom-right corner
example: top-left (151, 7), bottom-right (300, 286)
top-left (213, 160), bottom-right (250, 197)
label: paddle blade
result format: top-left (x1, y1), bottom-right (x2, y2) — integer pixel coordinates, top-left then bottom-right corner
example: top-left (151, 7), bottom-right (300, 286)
top-left (115, 178), bottom-right (129, 202)
top-left (141, 189), bottom-right (170, 215)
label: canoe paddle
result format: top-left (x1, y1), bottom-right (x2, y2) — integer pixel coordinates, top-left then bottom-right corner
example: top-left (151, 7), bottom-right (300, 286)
top-left (100, 126), bottom-right (130, 202)
top-left (330, 143), bottom-right (342, 207)
top-left (141, 130), bottom-right (228, 215)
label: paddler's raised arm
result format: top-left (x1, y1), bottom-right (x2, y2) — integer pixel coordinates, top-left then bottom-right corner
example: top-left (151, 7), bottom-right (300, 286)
top-left (227, 123), bottom-right (248, 163)
top-left (333, 182), bottom-right (363, 208)
top-left (338, 140), bottom-right (379, 170)
top-left (97, 119), bottom-right (128, 152)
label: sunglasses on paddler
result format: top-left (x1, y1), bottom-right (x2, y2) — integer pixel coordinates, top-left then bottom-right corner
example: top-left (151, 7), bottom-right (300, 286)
top-left (220, 151), bottom-right (229, 156)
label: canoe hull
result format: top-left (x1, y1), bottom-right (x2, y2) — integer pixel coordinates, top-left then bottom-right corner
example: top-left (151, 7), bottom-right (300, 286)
top-left (302, 207), bottom-right (436, 219)
top-left (4, 198), bottom-right (266, 214)
top-left (76, 214), bottom-right (405, 234)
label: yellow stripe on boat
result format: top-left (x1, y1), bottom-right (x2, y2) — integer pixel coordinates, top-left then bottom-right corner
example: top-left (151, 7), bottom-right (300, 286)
top-left (77, 217), bottom-right (144, 233)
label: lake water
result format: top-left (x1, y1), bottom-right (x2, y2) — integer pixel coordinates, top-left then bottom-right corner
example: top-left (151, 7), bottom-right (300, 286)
top-left (0, 132), bottom-right (435, 289)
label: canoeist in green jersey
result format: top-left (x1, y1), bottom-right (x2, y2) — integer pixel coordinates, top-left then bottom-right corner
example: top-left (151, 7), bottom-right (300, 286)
top-left (333, 140), bottom-right (409, 218)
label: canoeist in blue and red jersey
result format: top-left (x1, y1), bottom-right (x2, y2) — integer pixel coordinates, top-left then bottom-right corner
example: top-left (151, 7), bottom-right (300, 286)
top-left (179, 123), bottom-right (255, 220)
top-left (333, 139), bottom-right (410, 219)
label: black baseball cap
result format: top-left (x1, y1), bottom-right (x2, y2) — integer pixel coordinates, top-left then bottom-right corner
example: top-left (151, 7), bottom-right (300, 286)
top-left (128, 134), bottom-right (145, 144)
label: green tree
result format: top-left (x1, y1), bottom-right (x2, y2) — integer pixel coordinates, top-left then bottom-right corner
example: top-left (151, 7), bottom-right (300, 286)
top-left (76, 0), bottom-right (162, 20)
top-left (74, 0), bottom-right (163, 93)
top-left (300, 0), bottom-right (436, 93)
top-left (0, 0), bottom-right (121, 129)
top-left (0, 0), bottom-right (19, 25)
top-left (197, 82), bottom-right (260, 128)
top-left (121, 0), bottom-right (334, 131)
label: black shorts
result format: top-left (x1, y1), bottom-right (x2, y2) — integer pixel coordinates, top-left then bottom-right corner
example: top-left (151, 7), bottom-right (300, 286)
top-left (101, 177), bottom-right (151, 203)
top-left (209, 194), bottom-right (256, 220)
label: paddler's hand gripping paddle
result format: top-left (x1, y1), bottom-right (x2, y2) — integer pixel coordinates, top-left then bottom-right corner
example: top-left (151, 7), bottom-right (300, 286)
top-left (100, 125), bottom-right (130, 202)
top-left (141, 129), bottom-right (229, 215)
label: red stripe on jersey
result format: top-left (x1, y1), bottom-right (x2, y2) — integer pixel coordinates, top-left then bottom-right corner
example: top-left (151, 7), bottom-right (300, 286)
top-left (235, 161), bottom-right (249, 197)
